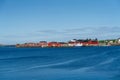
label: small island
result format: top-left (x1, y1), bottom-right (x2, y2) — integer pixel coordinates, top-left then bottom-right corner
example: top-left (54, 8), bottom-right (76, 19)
top-left (16, 38), bottom-right (120, 48)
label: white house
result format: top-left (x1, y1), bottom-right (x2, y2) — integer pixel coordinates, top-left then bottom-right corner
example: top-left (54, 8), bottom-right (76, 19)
top-left (118, 38), bottom-right (120, 44)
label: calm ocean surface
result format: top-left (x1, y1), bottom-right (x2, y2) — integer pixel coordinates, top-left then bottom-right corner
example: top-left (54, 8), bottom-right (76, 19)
top-left (0, 46), bottom-right (120, 80)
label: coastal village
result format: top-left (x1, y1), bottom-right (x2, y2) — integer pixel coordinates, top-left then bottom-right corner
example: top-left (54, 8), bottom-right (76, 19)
top-left (16, 38), bottom-right (120, 48)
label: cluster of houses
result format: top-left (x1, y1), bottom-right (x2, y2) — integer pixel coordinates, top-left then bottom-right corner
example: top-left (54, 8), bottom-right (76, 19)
top-left (99, 38), bottom-right (120, 46)
top-left (16, 38), bottom-right (99, 48)
top-left (106, 40), bottom-right (119, 46)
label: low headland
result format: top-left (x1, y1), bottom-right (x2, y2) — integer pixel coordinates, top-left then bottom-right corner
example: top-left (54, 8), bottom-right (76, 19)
top-left (16, 38), bottom-right (120, 48)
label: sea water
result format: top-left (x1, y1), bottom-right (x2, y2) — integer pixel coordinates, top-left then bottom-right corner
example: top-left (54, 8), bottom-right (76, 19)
top-left (0, 46), bottom-right (120, 80)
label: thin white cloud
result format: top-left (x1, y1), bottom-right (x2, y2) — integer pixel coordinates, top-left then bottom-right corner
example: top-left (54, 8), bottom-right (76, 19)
top-left (1, 26), bottom-right (120, 44)
top-left (33, 26), bottom-right (120, 40)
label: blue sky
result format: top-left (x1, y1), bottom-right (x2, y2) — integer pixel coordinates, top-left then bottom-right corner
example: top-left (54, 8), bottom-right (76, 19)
top-left (0, 0), bottom-right (120, 44)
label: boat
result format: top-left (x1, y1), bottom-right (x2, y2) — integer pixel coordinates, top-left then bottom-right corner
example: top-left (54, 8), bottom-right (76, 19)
top-left (75, 43), bottom-right (83, 47)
